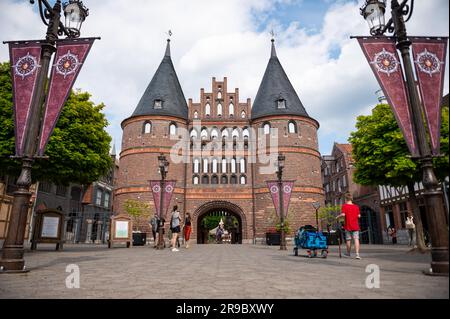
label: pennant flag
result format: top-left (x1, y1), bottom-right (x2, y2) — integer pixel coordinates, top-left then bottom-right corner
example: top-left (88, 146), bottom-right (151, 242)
top-left (150, 180), bottom-right (176, 219)
top-left (37, 38), bottom-right (97, 156)
top-left (7, 41), bottom-right (43, 157)
top-left (356, 37), bottom-right (419, 157)
top-left (266, 180), bottom-right (295, 218)
top-left (411, 37), bottom-right (448, 156)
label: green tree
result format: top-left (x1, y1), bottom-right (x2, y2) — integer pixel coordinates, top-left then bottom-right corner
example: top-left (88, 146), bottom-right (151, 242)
top-left (318, 205), bottom-right (342, 230)
top-left (349, 103), bottom-right (449, 251)
top-left (0, 62), bottom-right (112, 185)
top-left (123, 199), bottom-right (151, 232)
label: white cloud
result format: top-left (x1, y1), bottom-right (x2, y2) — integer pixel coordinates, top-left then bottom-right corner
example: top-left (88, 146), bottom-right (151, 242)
top-left (0, 0), bottom-right (448, 157)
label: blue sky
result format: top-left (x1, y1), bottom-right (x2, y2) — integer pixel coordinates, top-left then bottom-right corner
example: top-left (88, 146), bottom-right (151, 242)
top-left (0, 0), bottom-right (449, 157)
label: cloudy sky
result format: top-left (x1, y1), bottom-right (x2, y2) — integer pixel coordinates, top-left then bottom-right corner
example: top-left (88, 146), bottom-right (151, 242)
top-left (0, 0), bottom-right (449, 156)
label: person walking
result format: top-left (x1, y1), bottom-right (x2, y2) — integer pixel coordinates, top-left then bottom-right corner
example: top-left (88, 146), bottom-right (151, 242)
top-left (184, 212), bottom-right (192, 248)
top-left (405, 215), bottom-right (416, 247)
top-left (388, 225), bottom-right (397, 244)
top-left (149, 214), bottom-right (159, 248)
top-left (170, 205), bottom-right (182, 252)
top-left (336, 192), bottom-right (362, 260)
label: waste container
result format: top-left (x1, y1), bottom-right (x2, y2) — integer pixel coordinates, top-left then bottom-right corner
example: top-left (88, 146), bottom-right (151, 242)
top-left (132, 232), bottom-right (147, 246)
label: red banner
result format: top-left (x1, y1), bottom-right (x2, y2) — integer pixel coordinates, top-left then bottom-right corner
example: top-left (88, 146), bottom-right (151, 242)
top-left (8, 41), bottom-right (43, 157)
top-left (411, 37), bottom-right (448, 156)
top-left (150, 180), bottom-right (176, 219)
top-left (266, 180), bottom-right (295, 218)
top-left (357, 37), bottom-right (419, 157)
top-left (38, 38), bottom-right (96, 156)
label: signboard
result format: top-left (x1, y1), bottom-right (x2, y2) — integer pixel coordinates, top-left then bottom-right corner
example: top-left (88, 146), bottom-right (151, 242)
top-left (31, 209), bottom-right (64, 251)
top-left (115, 221), bottom-right (129, 238)
top-left (41, 216), bottom-right (60, 238)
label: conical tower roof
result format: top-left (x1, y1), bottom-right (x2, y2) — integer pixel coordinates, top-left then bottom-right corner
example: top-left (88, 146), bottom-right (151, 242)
top-left (131, 39), bottom-right (188, 120)
top-left (251, 39), bottom-right (309, 120)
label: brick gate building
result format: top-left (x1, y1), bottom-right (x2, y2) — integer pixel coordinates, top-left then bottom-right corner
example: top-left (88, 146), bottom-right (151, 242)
top-left (114, 39), bottom-right (324, 243)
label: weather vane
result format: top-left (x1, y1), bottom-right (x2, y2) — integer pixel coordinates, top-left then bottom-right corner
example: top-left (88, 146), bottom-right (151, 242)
top-left (270, 29), bottom-right (275, 41)
top-left (167, 30), bottom-right (173, 38)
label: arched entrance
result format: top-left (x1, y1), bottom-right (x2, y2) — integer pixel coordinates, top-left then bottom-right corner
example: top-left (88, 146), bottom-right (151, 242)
top-left (360, 205), bottom-right (382, 244)
top-left (194, 201), bottom-right (245, 244)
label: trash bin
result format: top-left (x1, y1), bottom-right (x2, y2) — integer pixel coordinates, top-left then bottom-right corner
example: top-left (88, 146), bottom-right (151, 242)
top-left (132, 232), bottom-right (147, 246)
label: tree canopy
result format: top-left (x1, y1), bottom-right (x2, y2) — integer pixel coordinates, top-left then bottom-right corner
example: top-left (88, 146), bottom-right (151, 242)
top-left (349, 103), bottom-right (449, 187)
top-left (0, 61), bottom-right (112, 185)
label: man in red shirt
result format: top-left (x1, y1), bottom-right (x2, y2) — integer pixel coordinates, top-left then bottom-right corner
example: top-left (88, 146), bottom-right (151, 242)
top-left (337, 192), bottom-right (361, 259)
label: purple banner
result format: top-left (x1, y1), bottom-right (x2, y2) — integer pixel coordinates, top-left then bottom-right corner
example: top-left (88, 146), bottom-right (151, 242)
top-left (150, 180), bottom-right (176, 219)
top-left (357, 37), bottom-right (419, 157)
top-left (267, 180), bottom-right (295, 218)
top-left (38, 38), bottom-right (96, 156)
top-left (411, 37), bottom-right (448, 155)
top-left (8, 41), bottom-right (43, 157)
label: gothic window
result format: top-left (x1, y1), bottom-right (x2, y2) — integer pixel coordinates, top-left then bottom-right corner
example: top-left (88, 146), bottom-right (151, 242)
top-left (203, 158), bottom-right (209, 173)
top-left (154, 99), bottom-right (163, 109)
top-left (202, 175), bottom-right (209, 184)
top-left (201, 128), bottom-right (208, 140)
top-left (230, 175), bottom-right (237, 184)
top-left (229, 103), bottom-right (234, 117)
top-left (211, 175), bottom-right (219, 185)
top-left (194, 111), bottom-right (199, 119)
top-left (241, 111), bottom-right (246, 118)
top-left (217, 91), bottom-right (222, 99)
top-left (143, 121), bottom-right (152, 134)
top-left (231, 158), bottom-right (237, 173)
top-left (240, 175), bottom-right (247, 185)
top-left (211, 128), bottom-right (219, 140)
top-left (221, 128), bottom-right (229, 140)
top-left (221, 175), bottom-right (228, 184)
top-left (243, 128), bottom-right (250, 139)
top-left (222, 158), bottom-right (227, 173)
top-left (288, 121), bottom-right (297, 134)
top-left (232, 128), bottom-right (239, 139)
top-left (212, 159), bottom-right (218, 173)
top-left (205, 103), bottom-right (211, 117)
top-left (190, 129), bottom-right (198, 139)
top-left (169, 123), bottom-right (177, 136)
top-left (193, 159), bottom-right (200, 173)
top-left (193, 175), bottom-right (199, 185)
top-left (217, 103), bottom-right (223, 117)
top-left (263, 122), bottom-right (271, 135)
top-left (240, 158), bottom-right (246, 173)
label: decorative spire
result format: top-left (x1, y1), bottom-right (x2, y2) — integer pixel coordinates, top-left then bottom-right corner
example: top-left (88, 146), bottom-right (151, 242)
top-left (270, 29), bottom-right (277, 58)
top-left (165, 30), bottom-right (172, 57)
top-left (111, 140), bottom-right (116, 156)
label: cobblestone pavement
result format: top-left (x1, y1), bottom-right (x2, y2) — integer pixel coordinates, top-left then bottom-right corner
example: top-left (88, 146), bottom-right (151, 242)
top-left (0, 243), bottom-right (448, 299)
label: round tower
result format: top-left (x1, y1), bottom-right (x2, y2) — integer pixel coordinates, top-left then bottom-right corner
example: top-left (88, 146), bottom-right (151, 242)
top-left (251, 39), bottom-right (324, 240)
top-left (115, 39), bottom-right (188, 232)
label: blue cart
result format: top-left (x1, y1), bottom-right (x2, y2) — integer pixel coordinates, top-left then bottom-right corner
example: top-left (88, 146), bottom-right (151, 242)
top-left (294, 226), bottom-right (328, 258)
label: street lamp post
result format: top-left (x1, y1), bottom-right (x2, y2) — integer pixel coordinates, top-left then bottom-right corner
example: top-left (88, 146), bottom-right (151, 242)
top-left (312, 202), bottom-right (321, 231)
top-left (157, 154), bottom-right (169, 250)
top-left (276, 153), bottom-right (287, 250)
top-left (0, 0), bottom-right (89, 273)
top-left (360, 0), bottom-right (449, 275)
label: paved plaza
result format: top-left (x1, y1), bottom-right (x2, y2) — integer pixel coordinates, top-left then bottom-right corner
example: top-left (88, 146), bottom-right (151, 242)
top-left (0, 243), bottom-right (448, 299)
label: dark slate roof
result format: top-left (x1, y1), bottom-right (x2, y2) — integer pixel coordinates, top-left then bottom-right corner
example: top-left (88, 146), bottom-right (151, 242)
top-left (130, 40), bottom-right (188, 120)
top-left (251, 40), bottom-right (309, 120)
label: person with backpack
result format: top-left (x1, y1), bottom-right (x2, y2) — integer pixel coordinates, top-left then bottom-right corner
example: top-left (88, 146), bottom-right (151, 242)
top-left (336, 192), bottom-right (362, 260)
top-left (170, 205), bottom-right (182, 252)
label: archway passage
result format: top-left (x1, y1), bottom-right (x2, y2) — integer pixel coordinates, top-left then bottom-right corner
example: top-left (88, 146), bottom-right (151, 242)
top-left (197, 205), bottom-right (243, 244)
top-left (360, 205), bottom-right (382, 244)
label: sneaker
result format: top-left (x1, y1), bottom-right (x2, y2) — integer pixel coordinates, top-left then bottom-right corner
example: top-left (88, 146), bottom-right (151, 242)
top-left (355, 254), bottom-right (361, 260)
top-left (343, 253), bottom-right (351, 258)
top-left (171, 248), bottom-right (179, 252)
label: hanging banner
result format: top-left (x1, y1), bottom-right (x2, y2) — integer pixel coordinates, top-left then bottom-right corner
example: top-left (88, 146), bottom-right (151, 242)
top-left (356, 37), bottom-right (419, 157)
top-left (37, 37), bottom-right (97, 156)
top-left (7, 41), bottom-right (43, 157)
top-left (266, 180), bottom-right (295, 218)
top-left (150, 180), bottom-right (176, 219)
top-left (411, 36), bottom-right (448, 155)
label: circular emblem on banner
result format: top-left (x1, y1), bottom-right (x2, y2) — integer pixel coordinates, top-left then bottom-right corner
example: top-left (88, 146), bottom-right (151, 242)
top-left (54, 50), bottom-right (82, 78)
top-left (270, 185), bottom-right (279, 194)
top-left (283, 185), bottom-right (292, 194)
top-left (152, 185), bottom-right (161, 193)
top-left (13, 52), bottom-right (39, 79)
top-left (370, 48), bottom-right (399, 76)
top-left (165, 185), bottom-right (174, 193)
top-left (414, 49), bottom-right (444, 77)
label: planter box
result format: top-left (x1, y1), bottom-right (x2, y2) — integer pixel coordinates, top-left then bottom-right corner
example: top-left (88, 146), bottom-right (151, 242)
top-left (266, 232), bottom-right (281, 245)
top-left (132, 232), bottom-right (147, 246)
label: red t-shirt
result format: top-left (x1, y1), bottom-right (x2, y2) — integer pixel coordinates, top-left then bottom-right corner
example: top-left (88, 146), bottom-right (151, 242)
top-left (342, 203), bottom-right (360, 231)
